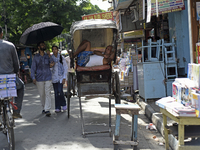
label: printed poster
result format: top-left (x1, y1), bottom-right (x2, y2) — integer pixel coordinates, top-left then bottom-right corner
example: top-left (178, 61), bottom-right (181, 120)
top-left (139, 0), bottom-right (145, 21)
top-left (156, 0), bottom-right (158, 17)
top-left (147, 0), bottom-right (151, 23)
top-left (151, 0), bottom-right (185, 16)
top-left (196, 43), bottom-right (200, 64)
top-left (82, 12), bottom-right (114, 21)
top-left (196, 2), bottom-right (200, 21)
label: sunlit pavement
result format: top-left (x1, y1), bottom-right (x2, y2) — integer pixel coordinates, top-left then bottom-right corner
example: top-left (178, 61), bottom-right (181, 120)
top-left (0, 83), bottom-right (166, 150)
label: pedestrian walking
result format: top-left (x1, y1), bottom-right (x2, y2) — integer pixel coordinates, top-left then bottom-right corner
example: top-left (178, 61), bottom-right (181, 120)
top-left (31, 41), bottom-right (54, 116)
top-left (51, 45), bottom-right (68, 113)
top-left (65, 49), bottom-right (75, 96)
top-left (0, 26), bottom-right (24, 119)
top-left (65, 49), bottom-right (74, 73)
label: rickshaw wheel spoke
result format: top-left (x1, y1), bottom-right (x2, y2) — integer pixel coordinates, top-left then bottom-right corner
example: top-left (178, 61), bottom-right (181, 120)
top-left (114, 72), bottom-right (121, 104)
top-left (67, 73), bottom-right (72, 118)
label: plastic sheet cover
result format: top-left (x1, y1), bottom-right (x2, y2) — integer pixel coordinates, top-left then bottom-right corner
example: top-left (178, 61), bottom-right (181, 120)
top-left (70, 19), bottom-right (117, 35)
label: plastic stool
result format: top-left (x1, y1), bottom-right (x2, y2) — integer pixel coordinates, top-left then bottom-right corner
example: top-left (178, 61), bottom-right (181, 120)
top-left (113, 104), bottom-right (140, 150)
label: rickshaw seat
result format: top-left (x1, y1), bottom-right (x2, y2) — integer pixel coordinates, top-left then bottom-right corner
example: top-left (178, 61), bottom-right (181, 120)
top-left (76, 65), bottom-right (110, 72)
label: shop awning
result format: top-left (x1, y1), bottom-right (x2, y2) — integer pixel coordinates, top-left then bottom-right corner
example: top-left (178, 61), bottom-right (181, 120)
top-left (114, 0), bottom-right (133, 11)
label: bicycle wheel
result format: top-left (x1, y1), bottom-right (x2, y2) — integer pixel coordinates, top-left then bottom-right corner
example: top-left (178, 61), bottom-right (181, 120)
top-left (6, 125), bottom-right (15, 150)
top-left (3, 102), bottom-right (15, 150)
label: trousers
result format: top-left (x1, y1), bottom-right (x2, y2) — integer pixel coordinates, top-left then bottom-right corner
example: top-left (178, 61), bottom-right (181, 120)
top-left (36, 80), bottom-right (52, 111)
top-left (14, 79), bottom-right (24, 114)
top-left (53, 82), bottom-right (66, 110)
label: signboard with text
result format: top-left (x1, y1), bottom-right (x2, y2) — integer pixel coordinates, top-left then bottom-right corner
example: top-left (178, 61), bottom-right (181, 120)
top-left (151, 0), bottom-right (185, 16)
top-left (123, 30), bottom-right (145, 39)
top-left (116, 11), bottom-right (122, 31)
top-left (82, 12), bottom-right (114, 21)
top-left (147, 0), bottom-right (152, 23)
top-left (138, 0), bottom-right (145, 21)
top-left (196, 2), bottom-right (200, 21)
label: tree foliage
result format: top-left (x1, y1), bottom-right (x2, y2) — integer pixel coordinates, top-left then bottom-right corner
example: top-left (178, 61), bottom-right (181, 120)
top-left (0, 0), bottom-right (105, 48)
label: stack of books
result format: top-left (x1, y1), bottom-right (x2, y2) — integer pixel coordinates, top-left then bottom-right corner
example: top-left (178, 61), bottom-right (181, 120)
top-left (172, 106), bottom-right (196, 117)
top-left (156, 96), bottom-right (196, 117)
top-left (155, 96), bottom-right (176, 109)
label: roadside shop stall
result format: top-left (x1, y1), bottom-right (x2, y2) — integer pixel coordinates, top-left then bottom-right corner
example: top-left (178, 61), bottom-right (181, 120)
top-left (117, 41), bottom-right (139, 97)
top-left (118, 30), bottom-right (144, 94)
top-left (114, 9), bottom-right (146, 97)
top-left (112, 0), bottom-right (193, 101)
top-left (156, 63), bottom-right (200, 150)
top-left (136, 38), bottom-right (178, 101)
top-left (112, 0), bottom-right (169, 99)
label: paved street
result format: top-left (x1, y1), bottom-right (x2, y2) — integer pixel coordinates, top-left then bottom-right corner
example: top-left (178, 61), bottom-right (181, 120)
top-left (1, 83), bottom-right (166, 150)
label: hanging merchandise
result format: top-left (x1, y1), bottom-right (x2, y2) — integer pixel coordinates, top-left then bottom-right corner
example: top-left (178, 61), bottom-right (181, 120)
top-left (138, 0), bottom-right (145, 21)
top-left (146, 0), bottom-right (151, 23)
top-left (196, 2), bottom-right (200, 21)
top-left (196, 43), bottom-right (200, 64)
top-left (118, 49), bottom-right (134, 92)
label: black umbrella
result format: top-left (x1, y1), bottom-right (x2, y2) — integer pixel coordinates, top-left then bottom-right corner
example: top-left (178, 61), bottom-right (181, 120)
top-left (20, 22), bottom-right (64, 45)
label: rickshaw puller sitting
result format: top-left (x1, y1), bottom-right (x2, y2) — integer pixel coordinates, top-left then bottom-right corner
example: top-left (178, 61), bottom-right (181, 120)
top-left (72, 40), bottom-right (115, 67)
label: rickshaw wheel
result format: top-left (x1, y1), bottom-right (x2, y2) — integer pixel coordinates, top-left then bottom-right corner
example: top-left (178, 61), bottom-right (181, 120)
top-left (114, 72), bottom-right (121, 104)
top-left (67, 73), bottom-right (72, 118)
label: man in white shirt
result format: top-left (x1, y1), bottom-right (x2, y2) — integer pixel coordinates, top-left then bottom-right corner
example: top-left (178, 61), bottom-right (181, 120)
top-left (72, 40), bottom-right (115, 67)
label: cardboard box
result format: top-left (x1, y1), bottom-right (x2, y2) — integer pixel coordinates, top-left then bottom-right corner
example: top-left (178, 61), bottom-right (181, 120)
top-left (187, 63), bottom-right (192, 80)
top-left (193, 64), bottom-right (200, 88)
top-left (0, 74), bottom-right (17, 98)
top-left (120, 71), bottom-right (133, 86)
top-left (172, 81), bottom-right (181, 102)
top-left (173, 78), bottom-right (195, 106)
top-left (0, 83), bottom-right (17, 98)
top-left (187, 63), bottom-right (200, 88)
top-left (0, 74), bottom-right (16, 84)
top-left (192, 92), bottom-right (200, 117)
top-left (0, 88), bottom-right (17, 98)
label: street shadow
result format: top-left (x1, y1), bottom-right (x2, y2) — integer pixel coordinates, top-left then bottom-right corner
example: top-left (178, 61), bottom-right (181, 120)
top-left (7, 83), bottom-right (165, 150)
top-left (98, 101), bottom-right (115, 108)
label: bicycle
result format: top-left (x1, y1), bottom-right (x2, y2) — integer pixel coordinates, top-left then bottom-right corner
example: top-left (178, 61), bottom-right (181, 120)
top-left (0, 97), bottom-right (16, 150)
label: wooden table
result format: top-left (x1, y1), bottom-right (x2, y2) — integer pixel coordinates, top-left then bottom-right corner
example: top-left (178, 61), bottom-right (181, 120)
top-left (160, 108), bottom-right (200, 150)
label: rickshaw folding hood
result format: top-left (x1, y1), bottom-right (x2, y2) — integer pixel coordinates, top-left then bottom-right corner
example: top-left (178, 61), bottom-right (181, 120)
top-left (70, 19), bottom-right (117, 35)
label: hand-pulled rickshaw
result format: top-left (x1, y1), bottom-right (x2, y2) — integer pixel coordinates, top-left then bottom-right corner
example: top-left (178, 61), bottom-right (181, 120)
top-left (67, 19), bottom-right (120, 137)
